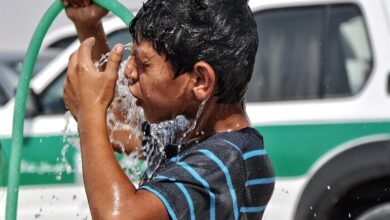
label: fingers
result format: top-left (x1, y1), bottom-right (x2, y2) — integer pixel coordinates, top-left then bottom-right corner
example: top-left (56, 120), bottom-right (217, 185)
top-left (64, 51), bottom-right (79, 119)
top-left (105, 44), bottom-right (125, 79)
top-left (82, 0), bottom-right (91, 7)
top-left (78, 37), bottom-right (95, 69)
top-left (68, 50), bottom-right (79, 77)
top-left (67, 0), bottom-right (83, 7)
top-left (90, 4), bottom-right (109, 17)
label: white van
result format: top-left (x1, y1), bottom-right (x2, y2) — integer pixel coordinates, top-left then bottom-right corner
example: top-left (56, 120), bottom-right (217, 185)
top-left (246, 0), bottom-right (390, 219)
top-left (1, 0), bottom-right (389, 219)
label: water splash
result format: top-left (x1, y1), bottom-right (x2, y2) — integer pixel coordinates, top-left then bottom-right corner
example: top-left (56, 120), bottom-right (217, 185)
top-left (177, 96), bottom-right (210, 150)
top-left (59, 111), bottom-right (77, 180)
top-left (61, 144), bottom-right (72, 174)
top-left (61, 45), bottom-right (146, 181)
top-left (106, 55), bottom-right (146, 181)
top-left (94, 43), bottom-right (132, 71)
top-left (142, 97), bottom-right (209, 180)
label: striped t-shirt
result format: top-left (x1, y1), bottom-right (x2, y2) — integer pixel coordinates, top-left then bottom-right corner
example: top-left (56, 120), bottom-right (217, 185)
top-left (138, 127), bottom-right (275, 220)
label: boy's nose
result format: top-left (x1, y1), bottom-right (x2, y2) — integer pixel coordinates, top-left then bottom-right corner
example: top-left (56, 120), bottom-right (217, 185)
top-left (124, 57), bottom-right (138, 84)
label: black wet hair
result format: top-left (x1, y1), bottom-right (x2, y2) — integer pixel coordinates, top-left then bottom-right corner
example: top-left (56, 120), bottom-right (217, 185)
top-left (129, 0), bottom-right (258, 104)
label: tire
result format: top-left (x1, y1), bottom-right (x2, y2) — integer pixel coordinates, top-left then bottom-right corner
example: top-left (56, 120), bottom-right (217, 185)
top-left (356, 202), bottom-right (390, 220)
top-left (294, 139), bottom-right (390, 220)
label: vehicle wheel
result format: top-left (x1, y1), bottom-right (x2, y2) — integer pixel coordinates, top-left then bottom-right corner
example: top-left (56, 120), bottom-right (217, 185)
top-left (356, 203), bottom-right (390, 220)
top-left (294, 139), bottom-right (390, 220)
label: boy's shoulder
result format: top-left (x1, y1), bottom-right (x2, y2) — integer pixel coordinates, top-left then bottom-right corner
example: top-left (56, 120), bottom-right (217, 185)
top-left (183, 127), bottom-right (264, 156)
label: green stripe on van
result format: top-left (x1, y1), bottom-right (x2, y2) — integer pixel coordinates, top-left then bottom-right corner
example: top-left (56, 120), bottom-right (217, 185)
top-left (1, 121), bottom-right (389, 186)
top-left (0, 136), bottom-right (144, 186)
top-left (0, 136), bottom-right (78, 186)
top-left (256, 121), bottom-right (390, 177)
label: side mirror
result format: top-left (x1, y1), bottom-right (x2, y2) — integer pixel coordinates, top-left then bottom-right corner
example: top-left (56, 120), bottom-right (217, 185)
top-left (26, 89), bottom-right (39, 118)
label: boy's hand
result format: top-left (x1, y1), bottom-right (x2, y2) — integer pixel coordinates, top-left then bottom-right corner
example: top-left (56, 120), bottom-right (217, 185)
top-left (63, 0), bottom-right (108, 27)
top-left (63, 37), bottom-right (124, 121)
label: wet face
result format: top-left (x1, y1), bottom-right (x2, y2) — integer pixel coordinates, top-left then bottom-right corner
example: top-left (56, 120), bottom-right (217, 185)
top-left (124, 40), bottom-right (193, 123)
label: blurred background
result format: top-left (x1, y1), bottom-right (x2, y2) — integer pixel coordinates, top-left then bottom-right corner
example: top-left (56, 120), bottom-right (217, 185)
top-left (1, 0), bottom-right (389, 220)
top-left (0, 0), bottom-right (142, 51)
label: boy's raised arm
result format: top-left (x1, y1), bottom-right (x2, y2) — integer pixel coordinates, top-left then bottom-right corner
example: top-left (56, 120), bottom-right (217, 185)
top-left (63, 34), bottom-right (170, 220)
top-left (64, 0), bottom-right (110, 64)
top-left (64, 0), bottom-right (142, 155)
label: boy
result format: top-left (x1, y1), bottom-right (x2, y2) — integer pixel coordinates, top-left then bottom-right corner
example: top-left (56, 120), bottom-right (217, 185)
top-left (63, 0), bottom-right (274, 219)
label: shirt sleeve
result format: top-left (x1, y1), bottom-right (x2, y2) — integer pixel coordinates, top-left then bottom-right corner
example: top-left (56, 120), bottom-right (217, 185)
top-left (138, 141), bottom-right (246, 220)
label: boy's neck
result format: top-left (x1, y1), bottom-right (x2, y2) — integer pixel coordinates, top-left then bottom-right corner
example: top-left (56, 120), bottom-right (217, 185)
top-left (187, 100), bottom-right (251, 141)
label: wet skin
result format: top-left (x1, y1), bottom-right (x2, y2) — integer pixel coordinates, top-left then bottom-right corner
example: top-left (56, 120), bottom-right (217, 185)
top-left (125, 40), bottom-right (196, 124)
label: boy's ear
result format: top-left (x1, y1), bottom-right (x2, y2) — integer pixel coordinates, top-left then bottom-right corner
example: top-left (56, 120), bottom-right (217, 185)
top-left (191, 61), bottom-right (216, 101)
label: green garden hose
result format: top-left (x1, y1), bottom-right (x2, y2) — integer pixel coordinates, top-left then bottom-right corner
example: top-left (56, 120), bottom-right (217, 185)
top-left (5, 1), bottom-right (133, 219)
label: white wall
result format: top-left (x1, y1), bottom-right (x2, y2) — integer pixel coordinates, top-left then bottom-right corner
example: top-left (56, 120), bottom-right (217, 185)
top-left (0, 0), bottom-right (143, 52)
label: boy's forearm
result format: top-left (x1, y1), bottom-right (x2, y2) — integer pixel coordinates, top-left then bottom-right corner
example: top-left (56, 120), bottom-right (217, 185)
top-left (74, 21), bottom-right (110, 64)
top-left (78, 111), bottom-right (138, 218)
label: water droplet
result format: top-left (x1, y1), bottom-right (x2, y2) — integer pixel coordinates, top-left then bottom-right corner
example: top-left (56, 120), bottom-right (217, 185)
top-left (327, 185), bottom-right (331, 190)
top-left (73, 195), bottom-right (77, 200)
top-left (314, 213), bottom-right (317, 217)
top-left (310, 206), bottom-right (313, 210)
top-left (60, 144), bottom-right (73, 174)
top-left (65, 164), bottom-right (72, 173)
top-left (348, 213), bottom-right (351, 218)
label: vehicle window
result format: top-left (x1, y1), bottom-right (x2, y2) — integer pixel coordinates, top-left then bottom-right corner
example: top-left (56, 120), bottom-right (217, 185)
top-left (48, 36), bottom-right (78, 49)
top-left (323, 5), bottom-right (372, 97)
top-left (107, 29), bottom-right (132, 46)
top-left (38, 29), bottom-right (133, 115)
top-left (0, 64), bottom-right (18, 106)
top-left (246, 4), bottom-right (372, 102)
top-left (0, 85), bottom-right (8, 106)
top-left (48, 29), bottom-right (131, 50)
top-left (247, 7), bottom-right (323, 102)
top-left (106, 29), bottom-right (133, 61)
top-left (38, 70), bottom-right (67, 115)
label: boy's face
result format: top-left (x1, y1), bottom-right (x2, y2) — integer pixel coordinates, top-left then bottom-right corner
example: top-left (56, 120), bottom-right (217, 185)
top-left (125, 40), bottom-right (193, 123)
